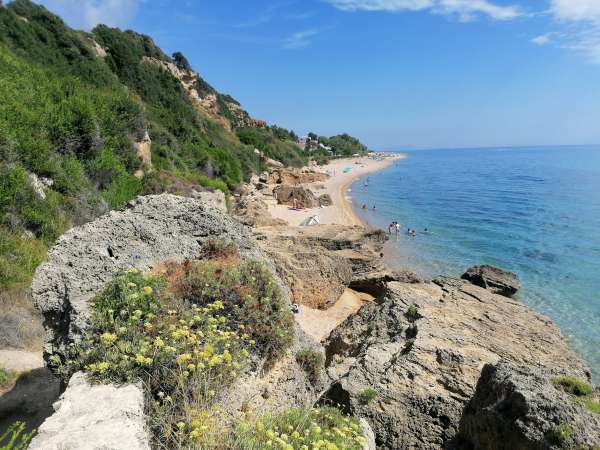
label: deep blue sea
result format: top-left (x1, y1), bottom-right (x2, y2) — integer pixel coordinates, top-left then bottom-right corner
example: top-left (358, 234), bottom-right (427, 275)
top-left (350, 146), bottom-right (600, 381)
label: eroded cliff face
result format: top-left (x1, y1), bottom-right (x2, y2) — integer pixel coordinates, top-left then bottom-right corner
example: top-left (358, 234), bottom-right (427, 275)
top-left (141, 56), bottom-right (266, 131)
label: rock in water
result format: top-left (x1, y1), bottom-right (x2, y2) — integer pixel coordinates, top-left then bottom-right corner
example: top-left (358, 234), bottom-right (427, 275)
top-left (459, 362), bottom-right (600, 450)
top-left (461, 264), bottom-right (520, 297)
top-left (32, 194), bottom-right (262, 366)
top-left (29, 372), bottom-right (150, 450)
top-left (323, 277), bottom-right (589, 449)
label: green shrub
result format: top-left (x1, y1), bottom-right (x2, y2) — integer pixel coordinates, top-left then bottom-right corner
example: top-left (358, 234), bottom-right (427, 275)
top-left (0, 228), bottom-right (47, 287)
top-left (0, 421), bottom-right (34, 450)
top-left (547, 423), bottom-right (573, 445)
top-left (229, 407), bottom-right (366, 449)
top-left (296, 348), bottom-right (324, 383)
top-left (552, 377), bottom-right (594, 397)
top-left (404, 338), bottom-right (416, 353)
top-left (358, 388), bottom-right (378, 405)
top-left (0, 365), bottom-right (16, 389)
top-left (67, 255), bottom-right (294, 448)
top-left (405, 304), bottom-right (420, 322)
top-left (168, 258), bottom-right (294, 363)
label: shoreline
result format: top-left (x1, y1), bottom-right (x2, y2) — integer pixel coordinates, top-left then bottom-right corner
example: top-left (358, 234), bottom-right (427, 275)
top-left (266, 153), bottom-right (406, 227)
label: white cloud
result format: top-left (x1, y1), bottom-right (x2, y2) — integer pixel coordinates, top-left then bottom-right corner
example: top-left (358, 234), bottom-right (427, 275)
top-left (325, 0), bottom-right (522, 21)
top-left (550, 0), bottom-right (600, 24)
top-left (542, 0), bottom-right (600, 63)
top-left (531, 33), bottom-right (553, 45)
top-left (283, 29), bottom-right (320, 49)
top-left (36, 0), bottom-right (140, 30)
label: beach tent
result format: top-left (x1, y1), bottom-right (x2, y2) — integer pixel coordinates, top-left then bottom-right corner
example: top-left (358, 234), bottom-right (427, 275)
top-left (343, 166), bottom-right (352, 173)
top-left (300, 215), bottom-right (320, 226)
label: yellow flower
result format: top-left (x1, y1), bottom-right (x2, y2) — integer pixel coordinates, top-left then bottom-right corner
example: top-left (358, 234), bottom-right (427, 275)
top-left (127, 282), bottom-right (137, 288)
top-left (144, 322), bottom-right (153, 330)
top-left (176, 422), bottom-right (185, 429)
top-left (143, 286), bottom-right (153, 295)
top-left (154, 337), bottom-right (165, 348)
top-left (176, 353), bottom-right (192, 364)
top-left (100, 332), bottom-right (117, 345)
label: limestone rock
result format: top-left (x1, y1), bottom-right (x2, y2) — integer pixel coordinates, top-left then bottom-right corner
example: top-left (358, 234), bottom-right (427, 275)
top-left (233, 197), bottom-right (288, 227)
top-left (273, 185), bottom-right (318, 208)
top-left (461, 264), bottom-right (520, 297)
top-left (268, 168), bottom-right (328, 185)
top-left (459, 361), bottom-right (600, 450)
top-left (323, 278), bottom-right (589, 449)
top-left (32, 194), bottom-right (261, 366)
top-left (256, 225), bottom-right (387, 309)
top-left (318, 193), bottom-right (333, 207)
top-left (29, 372), bottom-right (150, 450)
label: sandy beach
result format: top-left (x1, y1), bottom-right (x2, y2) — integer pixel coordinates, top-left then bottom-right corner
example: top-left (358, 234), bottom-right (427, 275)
top-left (265, 153), bottom-right (406, 227)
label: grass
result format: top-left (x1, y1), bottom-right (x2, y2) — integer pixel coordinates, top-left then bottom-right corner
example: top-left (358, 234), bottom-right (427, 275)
top-left (229, 407), bottom-right (367, 450)
top-left (296, 348), bottom-right (324, 383)
top-left (546, 423), bottom-right (573, 446)
top-left (0, 421), bottom-right (34, 450)
top-left (0, 365), bottom-right (16, 389)
top-left (552, 376), bottom-right (600, 416)
top-left (552, 376), bottom-right (594, 397)
top-left (0, 284), bottom-right (44, 350)
top-left (63, 250), bottom-right (294, 449)
top-left (358, 388), bottom-right (378, 405)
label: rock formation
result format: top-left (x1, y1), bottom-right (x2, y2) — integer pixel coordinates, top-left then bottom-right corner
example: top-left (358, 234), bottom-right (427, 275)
top-left (32, 194), bottom-right (262, 366)
top-left (29, 373), bottom-right (150, 450)
top-left (323, 277), bottom-right (589, 449)
top-left (459, 362), bottom-right (600, 449)
top-left (461, 264), bottom-right (521, 297)
top-left (268, 168), bottom-right (328, 185)
top-left (256, 225), bottom-right (388, 309)
top-left (30, 194), bottom-right (324, 448)
top-left (273, 185), bottom-right (318, 208)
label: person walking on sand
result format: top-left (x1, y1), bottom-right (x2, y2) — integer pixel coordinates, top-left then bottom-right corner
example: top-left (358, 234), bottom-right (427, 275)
top-left (395, 222), bottom-right (401, 234)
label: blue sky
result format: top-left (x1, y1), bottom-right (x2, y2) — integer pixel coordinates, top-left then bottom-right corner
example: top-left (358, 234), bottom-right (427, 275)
top-left (34, 0), bottom-right (600, 149)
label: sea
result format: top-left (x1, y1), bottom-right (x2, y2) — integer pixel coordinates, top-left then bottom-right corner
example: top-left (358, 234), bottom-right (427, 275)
top-left (350, 146), bottom-right (600, 382)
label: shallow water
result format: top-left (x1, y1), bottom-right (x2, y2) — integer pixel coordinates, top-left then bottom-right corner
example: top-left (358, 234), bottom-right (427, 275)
top-left (350, 146), bottom-right (600, 381)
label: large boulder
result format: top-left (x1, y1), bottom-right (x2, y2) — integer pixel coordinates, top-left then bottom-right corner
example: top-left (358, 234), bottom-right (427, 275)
top-left (459, 362), bottom-right (600, 450)
top-left (256, 225), bottom-right (388, 309)
top-left (29, 372), bottom-right (150, 450)
top-left (461, 264), bottom-right (520, 297)
top-left (32, 194), bottom-right (262, 366)
top-left (323, 277), bottom-right (589, 449)
top-left (273, 185), bottom-right (318, 208)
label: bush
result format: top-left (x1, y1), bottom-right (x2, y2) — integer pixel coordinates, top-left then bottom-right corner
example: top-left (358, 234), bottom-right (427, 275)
top-left (166, 257), bottom-right (294, 363)
top-left (547, 423), bottom-right (573, 445)
top-left (296, 348), bottom-right (324, 383)
top-left (552, 377), bottom-right (594, 397)
top-left (0, 421), bottom-right (34, 450)
top-left (405, 304), bottom-right (420, 322)
top-left (67, 255), bottom-right (294, 448)
top-left (358, 388), bottom-right (378, 405)
top-left (229, 407), bottom-right (367, 449)
top-left (0, 229), bottom-right (47, 287)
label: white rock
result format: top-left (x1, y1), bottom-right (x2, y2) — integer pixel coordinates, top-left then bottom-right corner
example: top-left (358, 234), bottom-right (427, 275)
top-left (29, 372), bottom-right (150, 450)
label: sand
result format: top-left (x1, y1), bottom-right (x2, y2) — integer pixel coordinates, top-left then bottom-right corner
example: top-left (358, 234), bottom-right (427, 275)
top-left (265, 154), bottom-right (406, 227)
top-left (295, 288), bottom-right (374, 342)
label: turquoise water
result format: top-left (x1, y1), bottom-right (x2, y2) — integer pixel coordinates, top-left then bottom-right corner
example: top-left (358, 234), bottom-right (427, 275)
top-left (350, 146), bottom-right (600, 381)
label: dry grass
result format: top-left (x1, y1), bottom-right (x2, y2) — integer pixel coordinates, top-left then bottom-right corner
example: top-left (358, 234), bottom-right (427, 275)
top-left (0, 285), bottom-right (44, 351)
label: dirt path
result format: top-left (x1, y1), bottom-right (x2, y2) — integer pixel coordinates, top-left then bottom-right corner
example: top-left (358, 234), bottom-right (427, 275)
top-left (295, 288), bottom-right (374, 342)
top-left (0, 350), bottom-right (43, 373)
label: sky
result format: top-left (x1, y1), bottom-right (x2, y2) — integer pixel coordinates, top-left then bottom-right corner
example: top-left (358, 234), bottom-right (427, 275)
top-left (32, 0), bottom-right (600, 149)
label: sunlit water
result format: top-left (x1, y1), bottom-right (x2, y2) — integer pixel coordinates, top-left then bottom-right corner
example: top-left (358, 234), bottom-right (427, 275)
top-left (350, 146), bottom-right (600, 381)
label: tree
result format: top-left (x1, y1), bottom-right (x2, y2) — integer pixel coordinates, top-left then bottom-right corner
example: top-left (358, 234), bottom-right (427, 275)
top-left (172, 51), bottom-right (192, 71)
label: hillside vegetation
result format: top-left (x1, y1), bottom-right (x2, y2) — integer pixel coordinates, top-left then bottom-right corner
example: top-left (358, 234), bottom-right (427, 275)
top-left (0, 0), bottom-right (306, 294)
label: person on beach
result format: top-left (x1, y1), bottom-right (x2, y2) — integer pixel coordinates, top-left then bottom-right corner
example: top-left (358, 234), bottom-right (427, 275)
top-left (362, 204), bottom-right (367, 210)
top-left (291, 304), bottom-right (300, 315)
top-left (372, 205), bottom-right (376, 211)
top-left (395, 222), bottom-right (401, 234)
